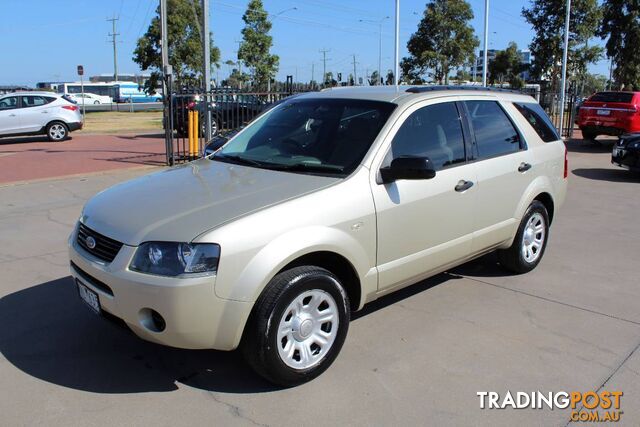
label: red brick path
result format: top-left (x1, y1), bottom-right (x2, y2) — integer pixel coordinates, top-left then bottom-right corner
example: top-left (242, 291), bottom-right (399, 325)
top-left (0, 133), bottom-right (166, 185)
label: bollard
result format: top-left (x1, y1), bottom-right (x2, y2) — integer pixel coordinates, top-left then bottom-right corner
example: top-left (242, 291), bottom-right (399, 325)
top-left (188, 110), bottom-right (195, 159)
top-left (193, 111), bottom-right (199, 158)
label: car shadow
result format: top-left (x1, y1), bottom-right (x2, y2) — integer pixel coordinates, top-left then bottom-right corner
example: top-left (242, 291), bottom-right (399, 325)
top-left (565, 138), bottom-right (615, 153)
top-left (572, 168), bottom-right (639, 183)
top-left (0, 271), bottom-right (462, 394)
top-left (0, 136), bottom-right (56, 145)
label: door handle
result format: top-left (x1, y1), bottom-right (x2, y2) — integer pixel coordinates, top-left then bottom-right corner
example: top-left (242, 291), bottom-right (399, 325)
top-left (518, 162), bottom-right (532, 172)
top-left (455, 180), bottom-right (474, 192)
top-left (41, 111), bottom-right (49, 114)
top-left (9, 114), bottom-right (16, 117)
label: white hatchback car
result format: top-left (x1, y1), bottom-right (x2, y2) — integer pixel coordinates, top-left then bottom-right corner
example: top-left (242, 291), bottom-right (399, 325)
top-left (0, 92), bottom-right (83, 141)
top-left (69, 86), bottom-right (568, 386)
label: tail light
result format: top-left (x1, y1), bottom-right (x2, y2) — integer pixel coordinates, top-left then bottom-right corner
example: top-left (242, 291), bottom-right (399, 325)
top-left (62, 105), bottom-right (79, 111)
top-left (563, 146), bottom-right (568, 179)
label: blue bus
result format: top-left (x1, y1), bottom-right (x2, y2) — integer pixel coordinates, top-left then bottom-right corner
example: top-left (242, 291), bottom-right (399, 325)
top-left (58, 82), bottom-right (163, 103)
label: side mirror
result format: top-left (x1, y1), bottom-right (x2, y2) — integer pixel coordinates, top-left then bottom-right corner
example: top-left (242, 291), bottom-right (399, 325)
top-left (380, 156), bottom-right (436, 183)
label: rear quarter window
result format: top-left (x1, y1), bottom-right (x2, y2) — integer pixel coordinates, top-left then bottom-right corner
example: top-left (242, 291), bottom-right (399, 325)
top-left (513, 102), bottom-right (560, 142)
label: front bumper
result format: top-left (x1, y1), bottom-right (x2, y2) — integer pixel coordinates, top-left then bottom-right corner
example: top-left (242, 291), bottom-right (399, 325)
top-left (68, 234), bottom-right (252, 350)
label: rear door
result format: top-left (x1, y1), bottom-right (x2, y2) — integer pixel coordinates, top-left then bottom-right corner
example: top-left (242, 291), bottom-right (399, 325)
top-left (18, 95), bottom-right (55, 132)
top-left (0, 96), bottom-right (21, 135)
top-left (461, 98), bottom-right (536, 254)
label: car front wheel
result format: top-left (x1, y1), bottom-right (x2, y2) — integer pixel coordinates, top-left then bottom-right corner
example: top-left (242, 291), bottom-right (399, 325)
top-left (46, 122), bottom-right (68, 142)
top-left (242, 266), bottom-right (350, 387)
top-left (498, 200), bottom-right (549, 274)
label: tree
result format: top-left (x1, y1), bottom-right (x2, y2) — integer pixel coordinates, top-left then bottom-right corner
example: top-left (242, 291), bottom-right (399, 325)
top-left (369, 70), bottom-right (381, 86)
top-left (238, 0), bottom-right (279, 90)
top-left (580, 73), bottom-right (607, 96)
top-left (223, 68), bottom-right (249, 89)
top-left (133, 0), bottom-right (220, 93)
top-left (454, 69), bottom-right (471, 82)
top-left (522, 0), bottom-right (602, 88)
top-left (402, 0), bottom-right (479, 84)
top-left (489, 42), bottom-right (525, 87)
top-left (324, 72), bottom-right (337, 87)
top-left (599, 0), bottom-right (640, 90)
top-left (385, 70), bottom-right (395, 85)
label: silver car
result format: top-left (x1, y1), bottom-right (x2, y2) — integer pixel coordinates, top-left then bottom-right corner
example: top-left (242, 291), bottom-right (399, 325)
top-left (0, 91), bottom-right (83, 141)
top-left (69, 86), bottom-right (568, 386)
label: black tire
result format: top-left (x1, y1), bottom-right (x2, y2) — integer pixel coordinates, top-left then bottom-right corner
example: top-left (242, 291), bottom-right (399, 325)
top-left (241, 266), bottom-right (350, 387)
top-left (93, 100), bottom-right (99, 105)
top-left (46, 121), bottom-right (68, 142)
top-left (498, 201), bottom-right (550, 274)
top-left (200, 115), bottom-right (219, 137)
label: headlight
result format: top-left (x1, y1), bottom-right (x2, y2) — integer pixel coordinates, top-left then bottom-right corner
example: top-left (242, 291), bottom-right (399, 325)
top-left (130, 242), bottom-right (220, 277)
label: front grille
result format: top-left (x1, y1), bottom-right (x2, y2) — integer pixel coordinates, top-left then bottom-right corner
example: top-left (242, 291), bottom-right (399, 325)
top-left (76, 222), bottom-right (123, 263)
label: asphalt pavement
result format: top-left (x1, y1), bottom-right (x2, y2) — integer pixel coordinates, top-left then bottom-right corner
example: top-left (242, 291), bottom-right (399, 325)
top-left (0, 138), bottom-right (638, 426)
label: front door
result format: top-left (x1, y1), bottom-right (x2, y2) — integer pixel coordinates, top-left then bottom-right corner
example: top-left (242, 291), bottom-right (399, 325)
top-left (371, 100), bottom-right (477, 291)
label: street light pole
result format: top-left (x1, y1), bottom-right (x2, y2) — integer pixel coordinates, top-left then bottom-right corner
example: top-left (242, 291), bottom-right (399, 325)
top-left (202, 0), bottom-right (212, 142)
top-left (394, 0), bottom-right (400, 86)
top-left (360, 17), bottom-right (389, 85)
top-left (559, 0), bottom-right (571, 136)
top-left (482, 0), bottom-right (489, 87)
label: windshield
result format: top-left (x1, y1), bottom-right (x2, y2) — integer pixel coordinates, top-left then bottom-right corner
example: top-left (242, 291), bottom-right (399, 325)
top-left (212, 98), bottom-right (396, 177)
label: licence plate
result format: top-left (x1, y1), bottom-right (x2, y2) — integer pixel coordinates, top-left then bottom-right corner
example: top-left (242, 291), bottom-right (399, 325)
top-left (597, 109), bottom-right (611, 116)
top-left (77, 280), bottom-right (101, 314)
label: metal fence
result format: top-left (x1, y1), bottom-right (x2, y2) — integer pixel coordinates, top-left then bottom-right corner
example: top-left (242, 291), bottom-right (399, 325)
top-left (161, 84), bottom-right (580, 165)
top-left (538, 86), bottom-right (579, 139)
top-left (163, 88), bottom-right (296, 165)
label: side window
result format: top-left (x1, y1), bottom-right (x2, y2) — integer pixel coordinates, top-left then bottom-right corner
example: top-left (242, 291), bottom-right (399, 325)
top-left (513, 102), bottom-right (560, 142)
top-left (464, 100), bottom-right (521, 159)
top-left (21, 96), bottom-right (48, 108)
top-left (387, 102), bottom-right (466, 170)
top-left (0, 96), bottom-right (18, 110)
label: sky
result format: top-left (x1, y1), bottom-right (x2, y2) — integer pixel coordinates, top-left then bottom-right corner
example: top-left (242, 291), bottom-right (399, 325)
top-left (0, 0), bottom-right (611, 86)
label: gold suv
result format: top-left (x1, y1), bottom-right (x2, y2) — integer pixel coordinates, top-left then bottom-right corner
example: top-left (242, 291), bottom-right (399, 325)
top-left (69, 86), bottom-right (568, 386)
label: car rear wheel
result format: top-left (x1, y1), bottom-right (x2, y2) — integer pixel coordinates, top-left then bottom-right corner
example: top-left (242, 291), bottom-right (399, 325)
top-left (46, 122), bottom-right (68, 142)
top-left (498, 201), bottom-right (549, 274)
top-left (94, 100), bottom-right (100, 105)
top-left (242, 266), bottom-right (350, 387)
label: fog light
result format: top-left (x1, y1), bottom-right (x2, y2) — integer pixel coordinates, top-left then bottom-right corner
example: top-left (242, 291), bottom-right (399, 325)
top-left (139, 308), bottom-right (166, 332)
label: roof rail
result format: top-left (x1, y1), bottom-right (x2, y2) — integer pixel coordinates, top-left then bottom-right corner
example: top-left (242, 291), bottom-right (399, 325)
top-left (405, 85), bottom-right (522, 95)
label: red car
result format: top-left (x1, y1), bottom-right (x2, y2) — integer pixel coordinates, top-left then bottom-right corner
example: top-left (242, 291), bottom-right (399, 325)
top-left (577, 91), bottom-right (640, 141)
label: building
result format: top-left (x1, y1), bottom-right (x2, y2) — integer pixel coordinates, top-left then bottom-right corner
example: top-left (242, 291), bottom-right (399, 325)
top-left (35, 81), bottom-right (71, 91)
top-left (0, 85), bottom-right (32, 94)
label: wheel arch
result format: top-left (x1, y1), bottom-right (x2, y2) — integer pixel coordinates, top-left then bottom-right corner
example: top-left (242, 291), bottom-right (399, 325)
top-left (277, 251), bottom-right (362, 312)
top-left (533, 191), bottom-right (555, 224)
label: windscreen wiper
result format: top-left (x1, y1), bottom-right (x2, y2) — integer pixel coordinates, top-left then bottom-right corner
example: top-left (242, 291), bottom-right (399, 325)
top-left (212, 153), bottom-right (265, 167)
top-left (268, 163), bottom-right (345, 175)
